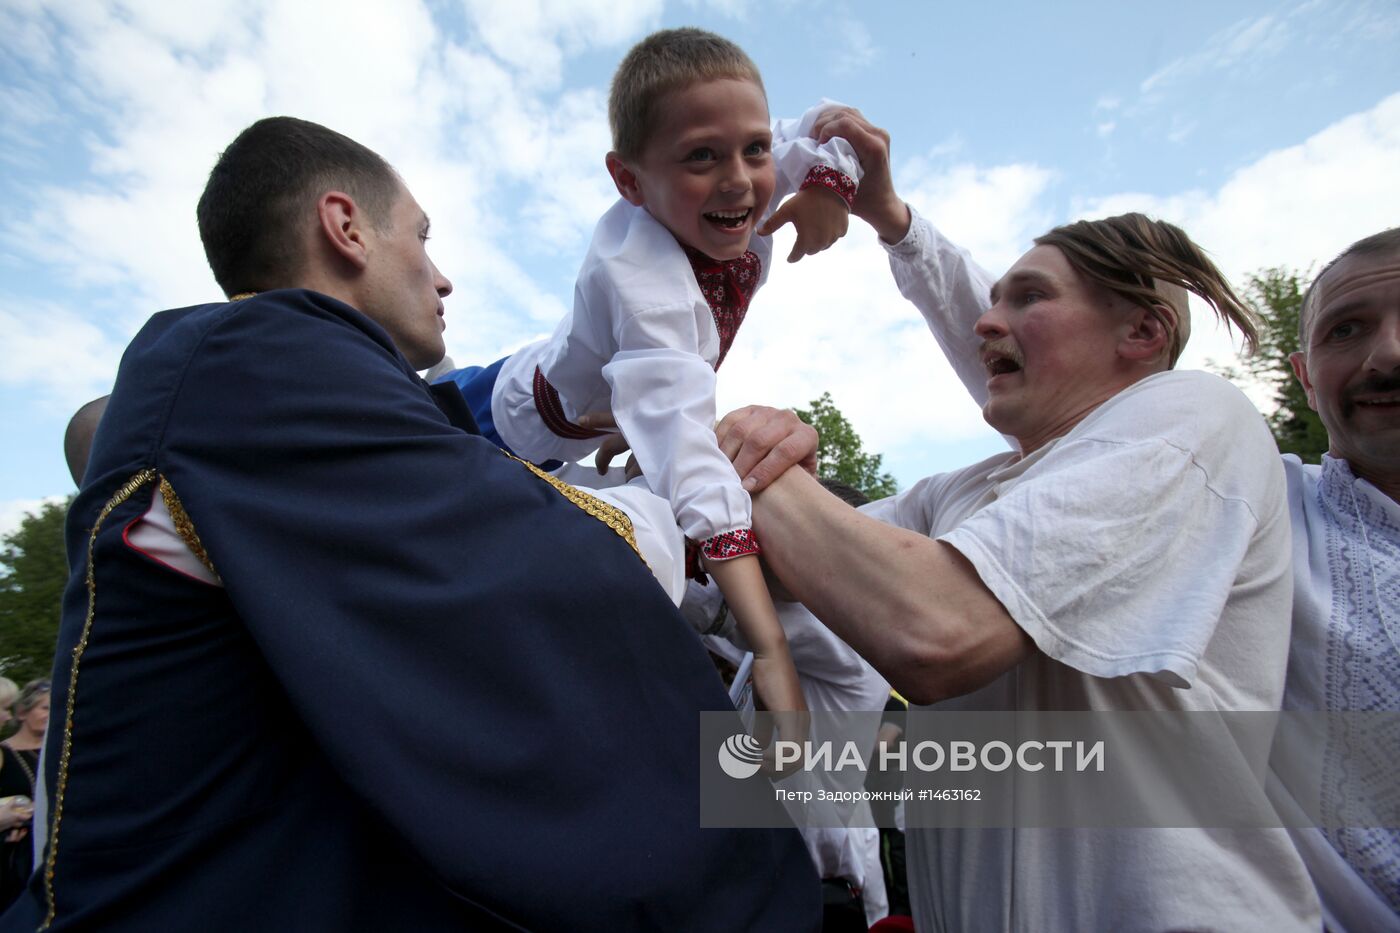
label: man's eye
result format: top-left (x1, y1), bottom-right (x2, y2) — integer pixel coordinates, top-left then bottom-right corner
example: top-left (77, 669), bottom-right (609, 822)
top-left (686, 148), bottom-right (716, 162)
top-left (744, 141), bottom-right (770, 157)
top-left (1018, 291), bottom-right (1042, 306)
top-left (1327, 321), bottom-right (1357, 340)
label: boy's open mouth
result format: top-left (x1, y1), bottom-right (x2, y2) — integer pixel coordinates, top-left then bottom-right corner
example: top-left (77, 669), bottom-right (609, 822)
top-left (704, 209), bottom-right (751, 229)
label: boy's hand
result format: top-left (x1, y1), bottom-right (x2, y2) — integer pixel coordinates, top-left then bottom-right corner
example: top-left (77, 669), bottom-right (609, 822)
top-left (751, 657), bottom-right (811, 771)
top-left (811, 106), bottom-right (911, 244)
top-left (756, 186), bottom-right (850, 263)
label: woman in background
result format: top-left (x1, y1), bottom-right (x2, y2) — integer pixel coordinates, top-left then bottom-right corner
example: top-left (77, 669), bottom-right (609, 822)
top-left (0, 680), bottom-right (49, 910)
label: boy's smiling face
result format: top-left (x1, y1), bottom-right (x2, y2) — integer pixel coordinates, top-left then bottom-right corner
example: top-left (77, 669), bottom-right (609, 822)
top-left (609, 77), bottom-right (775, 261)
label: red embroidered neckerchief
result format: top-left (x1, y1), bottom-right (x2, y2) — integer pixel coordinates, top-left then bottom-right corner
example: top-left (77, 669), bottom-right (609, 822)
top-left (681, 245), bottom-right (761, 370)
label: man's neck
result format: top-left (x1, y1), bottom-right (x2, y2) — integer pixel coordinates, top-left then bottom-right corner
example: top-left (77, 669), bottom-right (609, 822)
top-left (1337, 451), bottom-right (1400, 504)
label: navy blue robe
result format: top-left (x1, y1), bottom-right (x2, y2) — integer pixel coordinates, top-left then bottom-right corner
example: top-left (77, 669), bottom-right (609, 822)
top-left (2, 290), bottom-right (817, 931)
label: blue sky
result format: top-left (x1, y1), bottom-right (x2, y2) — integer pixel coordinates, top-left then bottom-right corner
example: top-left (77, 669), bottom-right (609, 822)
top-left (2, 0), bottom-right (1398, 537)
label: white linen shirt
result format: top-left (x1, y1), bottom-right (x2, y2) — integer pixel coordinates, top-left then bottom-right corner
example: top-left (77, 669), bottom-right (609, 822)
top-left (492, 104), bottom-right (861, 546)
top-left (864, 210), bottom-right (1320, 931)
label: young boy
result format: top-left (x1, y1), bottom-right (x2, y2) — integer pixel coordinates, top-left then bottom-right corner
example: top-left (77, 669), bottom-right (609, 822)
top-left (444, 28), bottom-right (862, 720)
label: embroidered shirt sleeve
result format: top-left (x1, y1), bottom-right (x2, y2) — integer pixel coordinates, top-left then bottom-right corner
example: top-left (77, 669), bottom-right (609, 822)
top-left (769, 100), bottom-right (864, 205)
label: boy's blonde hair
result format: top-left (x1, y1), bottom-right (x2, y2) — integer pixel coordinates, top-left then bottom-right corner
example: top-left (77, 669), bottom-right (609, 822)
top-left (608, 28), bottom-right (765, 160)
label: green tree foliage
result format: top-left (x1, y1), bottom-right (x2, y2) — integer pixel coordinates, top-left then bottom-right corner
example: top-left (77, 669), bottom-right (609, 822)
top-left (794, 392), bottom-right (899, 501)
top-left (1219, 268), bottom-right (1329, 463)
top-left (0, 499), bottom-right (70, 684)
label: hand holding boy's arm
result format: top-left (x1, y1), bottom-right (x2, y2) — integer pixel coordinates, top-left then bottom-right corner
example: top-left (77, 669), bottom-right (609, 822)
top-left (714, 405), bottom-right (818, 491)
top-left (811, 106), bottom-right (911, 244)
top-left (757, 186), bottom-right (850, 263)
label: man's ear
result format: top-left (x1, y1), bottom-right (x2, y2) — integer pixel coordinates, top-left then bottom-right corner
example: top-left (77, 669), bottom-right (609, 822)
top-left (316, 191), bottom-right (370, 270)
top-left (1118, 304), bottom-right (1172, 365)
top-left (1289, 350), bottom-right (1320, 412)
top-left (606, 152), bottom-right (645, 206)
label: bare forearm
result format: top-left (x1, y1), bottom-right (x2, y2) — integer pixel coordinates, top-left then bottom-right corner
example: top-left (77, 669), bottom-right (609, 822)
top-left (707, 554), bottom-right (806, 715)
top-left (707, 554), bottom-right (788, 658)
top-left (751, 468), bottom-right (1030, 704)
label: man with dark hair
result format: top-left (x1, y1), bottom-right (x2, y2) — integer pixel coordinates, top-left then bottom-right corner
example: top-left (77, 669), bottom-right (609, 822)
top-left (4, 116), bottom-right (819, 931)
top-left (195, 116), bottom-right (402, 300)
top-left (717, 109), bottom-right (1320, 930)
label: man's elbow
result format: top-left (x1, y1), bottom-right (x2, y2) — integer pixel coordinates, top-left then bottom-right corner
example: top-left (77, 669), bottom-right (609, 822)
top-left (883, 630), bottom-right (970, 706)
top-left (883, 617), bottom-right (1028, 706)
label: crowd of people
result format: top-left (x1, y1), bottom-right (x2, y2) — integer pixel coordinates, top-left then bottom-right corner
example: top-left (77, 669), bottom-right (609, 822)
top-left (1, 24), bottom-right (1394, 933)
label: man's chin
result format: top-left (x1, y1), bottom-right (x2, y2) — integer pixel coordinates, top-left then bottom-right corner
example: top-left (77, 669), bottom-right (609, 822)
top-left (982, 401), bottom-right (1014, 433)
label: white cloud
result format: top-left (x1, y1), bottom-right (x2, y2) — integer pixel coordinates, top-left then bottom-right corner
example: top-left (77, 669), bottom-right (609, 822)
top-left (0, 497), bottom-right (68, 545)
top-left (1165, 115), bottom-right (1197, 145)
top-left (899, 159), bottom-right (1056, 275)
top-left (831, 19), bottom-right (877, 76)
top-left (1140, 12), bottom-right (1292, 96)
top-left (0, 299), bottom-right (128, 411)
top-left (462, 0), bottom-right (662, 87)
top-left (0, 0), bottom-right (642, 390)
top-left (1077, 91), bottom-right (1400, 372)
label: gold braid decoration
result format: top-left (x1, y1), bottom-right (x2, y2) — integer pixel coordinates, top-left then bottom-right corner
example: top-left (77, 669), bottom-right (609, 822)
top-left (158, 478), bottom-right (221, 582)
top-left (228, 292), bottom-right (257, 301)
top-left (43, 468), bottom-right (157, 930)
top-left (503, 452), bottom-right (647, 568)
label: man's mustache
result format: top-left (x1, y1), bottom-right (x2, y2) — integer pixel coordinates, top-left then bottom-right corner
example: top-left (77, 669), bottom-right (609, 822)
top-left (979, 339), bottom-right (1024, 367)
top-left (1343, 372), bottom-right (1400, 404)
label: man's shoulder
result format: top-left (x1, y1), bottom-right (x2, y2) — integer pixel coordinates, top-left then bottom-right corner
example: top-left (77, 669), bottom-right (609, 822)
top-left (1280, 453), bottom-right (1322, 496)
top-left (1077, 369), bottom-right (1285, 509)
top-left (1089, 370), bottom-right (1272, 450)
top-left (1114, 368), bottom-right (1254, 414)
top-left (132, 289), bottom-right (405, 373)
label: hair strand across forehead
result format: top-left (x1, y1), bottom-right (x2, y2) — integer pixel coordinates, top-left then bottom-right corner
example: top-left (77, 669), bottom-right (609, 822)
top-left (1035, 213), bottom-right (1258, 364)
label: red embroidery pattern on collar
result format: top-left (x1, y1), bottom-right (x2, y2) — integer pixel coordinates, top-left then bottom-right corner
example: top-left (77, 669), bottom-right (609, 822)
top-left (682, 246), bottom-right (761, 370)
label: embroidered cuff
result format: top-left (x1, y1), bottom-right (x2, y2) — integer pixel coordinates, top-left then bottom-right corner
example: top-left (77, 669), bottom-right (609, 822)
top-left (880, 205), bottom-right (927, 256)
top-left (701, 528), bottom-right (761, 561)
top-left (800, 166), bottom-right (857, 210)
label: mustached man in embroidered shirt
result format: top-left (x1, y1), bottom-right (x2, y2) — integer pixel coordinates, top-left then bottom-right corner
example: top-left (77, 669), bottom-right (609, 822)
top-left (1279, 228), bottom-right (1400, 932)
top-left (440, 28), bottom-right (864, 727)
